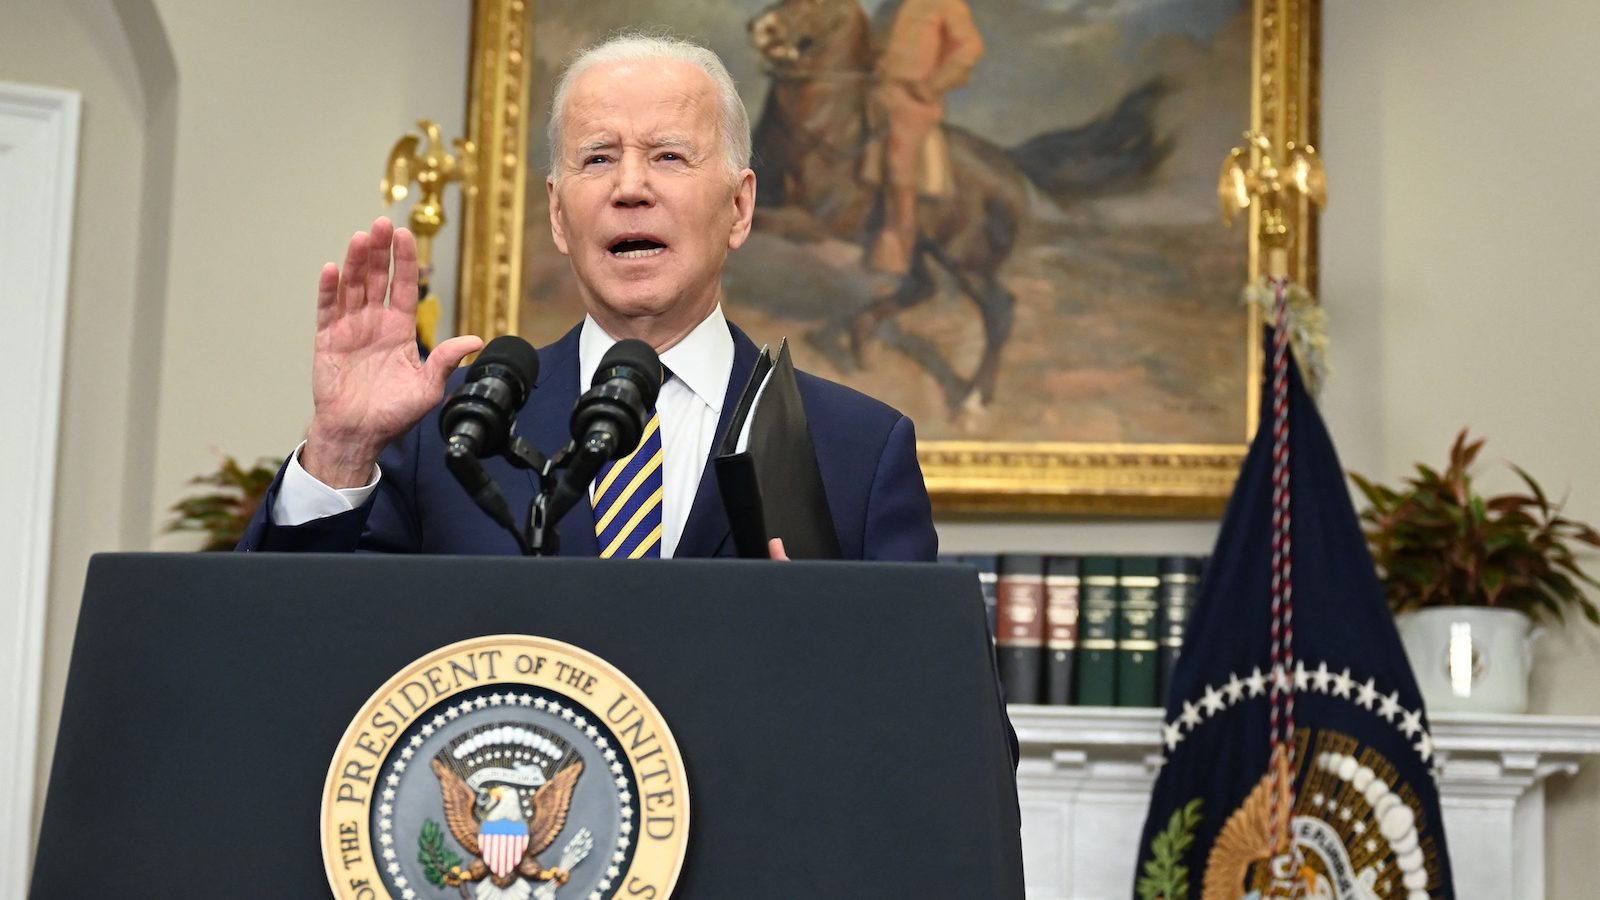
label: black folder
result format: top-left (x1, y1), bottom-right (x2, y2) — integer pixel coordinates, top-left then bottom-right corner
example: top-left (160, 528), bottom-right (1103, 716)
top-left (715, 338), bottom-right (842, 559)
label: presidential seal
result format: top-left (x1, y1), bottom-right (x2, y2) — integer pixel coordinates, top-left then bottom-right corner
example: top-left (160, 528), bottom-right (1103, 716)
top-left (322, 635), bottom-right (688, 900)
top-left (1143, 659), bottom-right (1449, 900)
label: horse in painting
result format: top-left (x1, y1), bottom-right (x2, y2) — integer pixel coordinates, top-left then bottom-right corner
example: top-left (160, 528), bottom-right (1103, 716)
top-left (748, 0), bottom-right (1169, 414)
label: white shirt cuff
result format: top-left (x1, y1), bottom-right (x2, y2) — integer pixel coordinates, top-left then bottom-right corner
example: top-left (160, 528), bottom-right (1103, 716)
top-left (271, 441), bottom-right (382, 526)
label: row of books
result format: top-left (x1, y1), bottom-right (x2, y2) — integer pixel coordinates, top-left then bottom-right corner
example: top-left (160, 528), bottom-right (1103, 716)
top-left (942, 554), bottom-right (1207, 708)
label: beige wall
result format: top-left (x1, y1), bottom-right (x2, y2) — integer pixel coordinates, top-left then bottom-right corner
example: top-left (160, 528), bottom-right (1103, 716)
top-left (0, 0), bottom-right (471, 852)
top-left (0, 0), bottom-right (165, 841)
top-left (145, 0), bottom-right (471, 550)
top-left (8, 0), bottom-right (1598, 892)
top-left (1318, 1), bottom-right (1600, 891)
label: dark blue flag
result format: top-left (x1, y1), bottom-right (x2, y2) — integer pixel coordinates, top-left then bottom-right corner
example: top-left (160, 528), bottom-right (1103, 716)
top-left (1133, 329), bottom-right (1454, 900)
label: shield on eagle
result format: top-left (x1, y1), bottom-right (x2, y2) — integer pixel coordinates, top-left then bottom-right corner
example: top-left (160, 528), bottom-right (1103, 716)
top-left (479, 816), bottom-right (531, 880)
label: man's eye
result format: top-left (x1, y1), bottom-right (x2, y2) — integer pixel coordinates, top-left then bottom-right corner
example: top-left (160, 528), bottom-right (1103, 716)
top-left (584, 155), bottom-right (609, 165)
top-left (659, 152), bottom-right (682, 162)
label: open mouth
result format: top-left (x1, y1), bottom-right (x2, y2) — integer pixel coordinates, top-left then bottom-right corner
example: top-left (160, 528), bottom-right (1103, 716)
top-left (610, 238), bottom-right (667, 259)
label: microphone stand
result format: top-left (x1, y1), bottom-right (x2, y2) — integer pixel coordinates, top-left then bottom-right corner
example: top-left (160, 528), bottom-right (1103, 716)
top-left (500, 435), bottom-right (562, 557)
top-left (450, 428), bottom-right (626, 558)
top-left (519, 427), bottom-right (617, 557)
top-left (445, 432), bottom-right (560, 556)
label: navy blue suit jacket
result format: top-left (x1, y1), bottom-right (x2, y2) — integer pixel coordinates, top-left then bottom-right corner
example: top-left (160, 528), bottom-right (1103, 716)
top-left (238, 321), bottom-right (937, 559)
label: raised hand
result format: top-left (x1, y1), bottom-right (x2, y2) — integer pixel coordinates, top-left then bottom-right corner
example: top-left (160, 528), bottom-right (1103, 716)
top-left (301, 217), bottom-right (483, 487)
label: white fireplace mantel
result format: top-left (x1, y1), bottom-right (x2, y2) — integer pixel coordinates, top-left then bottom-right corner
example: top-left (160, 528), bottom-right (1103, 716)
top-left (1010, 706), bottom-right (1600, 900)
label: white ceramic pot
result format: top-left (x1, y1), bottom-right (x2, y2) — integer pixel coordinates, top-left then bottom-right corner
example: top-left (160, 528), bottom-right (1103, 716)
top-left (1395, 606), bottom-right (1538, 714)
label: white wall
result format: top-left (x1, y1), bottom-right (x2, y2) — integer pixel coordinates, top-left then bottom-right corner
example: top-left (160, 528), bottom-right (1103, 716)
top-left (6, 0), bottom-right (1598, 893)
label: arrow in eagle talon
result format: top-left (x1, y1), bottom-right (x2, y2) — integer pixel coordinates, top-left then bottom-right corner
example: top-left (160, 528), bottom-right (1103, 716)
top-left (531, 828), bottom-right (594, 899)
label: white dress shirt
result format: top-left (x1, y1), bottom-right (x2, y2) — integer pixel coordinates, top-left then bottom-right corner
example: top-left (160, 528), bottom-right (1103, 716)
top-left (272, 305), bottom-right (734, 559)
top-left (577, 305), bottom-right (731, 557)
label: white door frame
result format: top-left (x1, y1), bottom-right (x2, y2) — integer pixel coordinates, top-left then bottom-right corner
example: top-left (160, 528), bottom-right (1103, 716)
top-left (0, 81), bottom-right (80, 892)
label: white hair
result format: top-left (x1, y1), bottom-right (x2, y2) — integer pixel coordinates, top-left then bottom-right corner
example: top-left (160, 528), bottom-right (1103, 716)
top-left (546, 31), bottom-right (752, 183)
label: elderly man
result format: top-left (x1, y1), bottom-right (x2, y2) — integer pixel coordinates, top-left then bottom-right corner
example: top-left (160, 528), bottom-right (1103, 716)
top-left (238, 33), bottom-right (937, 561)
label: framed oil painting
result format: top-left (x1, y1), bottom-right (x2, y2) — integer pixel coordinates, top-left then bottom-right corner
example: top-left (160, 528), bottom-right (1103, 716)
top-left (459, 0), bottom-right (1320, 515)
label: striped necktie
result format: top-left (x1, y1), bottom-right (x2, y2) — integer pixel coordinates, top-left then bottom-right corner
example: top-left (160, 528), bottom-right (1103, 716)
top-left (592, 407), bottom-right (664, 558)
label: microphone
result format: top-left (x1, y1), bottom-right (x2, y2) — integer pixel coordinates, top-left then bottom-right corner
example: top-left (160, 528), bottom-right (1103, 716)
top-left (570, 338), bottom-right (662, 460)
top-left (440, 336), bottom-right (539, 553)
top-left (547, 339), bottom-right (662, 523)
top-left (439, 335), bottom-right (540, 458)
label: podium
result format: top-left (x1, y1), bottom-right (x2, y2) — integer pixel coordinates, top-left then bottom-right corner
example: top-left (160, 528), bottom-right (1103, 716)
top-left (31, 554), bottom-right (1022, 898)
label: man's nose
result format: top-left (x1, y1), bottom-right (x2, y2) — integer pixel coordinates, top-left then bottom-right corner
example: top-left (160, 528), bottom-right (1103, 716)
top-left (611, 153), bottom-right (653, 207)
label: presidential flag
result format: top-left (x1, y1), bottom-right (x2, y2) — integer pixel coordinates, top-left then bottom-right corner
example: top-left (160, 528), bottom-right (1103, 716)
top-left (1134, 309), bottom-right (1454, 900)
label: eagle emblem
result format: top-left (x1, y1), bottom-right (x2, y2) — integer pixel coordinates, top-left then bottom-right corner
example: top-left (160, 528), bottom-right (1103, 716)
top-left (1202, 732), bottom-right (1435, 900)
top-left (321, 637), bottom-right (689, 900)
top-left (429, 724), bottom-right (591, 899)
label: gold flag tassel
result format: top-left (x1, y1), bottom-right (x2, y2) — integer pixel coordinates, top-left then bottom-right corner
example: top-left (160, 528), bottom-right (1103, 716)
top-left (1242, 280), bottom-right (1328, 400)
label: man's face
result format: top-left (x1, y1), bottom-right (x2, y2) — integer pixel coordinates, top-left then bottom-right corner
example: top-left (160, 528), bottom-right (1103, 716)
top-left (547, 59), bottom-right (756, 347)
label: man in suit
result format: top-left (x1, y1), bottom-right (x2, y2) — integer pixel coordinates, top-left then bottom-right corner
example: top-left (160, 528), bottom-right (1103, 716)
top-left (239, 33), bottom-right (936, 561)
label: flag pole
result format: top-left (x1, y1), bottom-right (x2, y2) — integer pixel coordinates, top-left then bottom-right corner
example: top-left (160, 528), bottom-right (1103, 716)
top-left (1219, 130), bottom-right (1327, 870)
top-left (1136, 111), bottom-right (1451, 899)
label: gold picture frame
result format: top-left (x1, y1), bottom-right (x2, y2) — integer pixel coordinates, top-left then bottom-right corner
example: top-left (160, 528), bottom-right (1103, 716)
top-left (459, 0), bottom-right (1320, 517)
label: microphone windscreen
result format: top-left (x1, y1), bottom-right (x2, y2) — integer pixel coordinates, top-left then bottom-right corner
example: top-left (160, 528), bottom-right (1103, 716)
top-left (468, 335), bottom-right (540, 394)
top-left (594, 338), bottom-right (662, 406)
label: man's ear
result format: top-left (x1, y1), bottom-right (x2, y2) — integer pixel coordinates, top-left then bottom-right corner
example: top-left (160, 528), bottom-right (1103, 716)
top-left (727, 168), bottom-right (757, 251)
top-left (547, 176), bottom-right (570, 255)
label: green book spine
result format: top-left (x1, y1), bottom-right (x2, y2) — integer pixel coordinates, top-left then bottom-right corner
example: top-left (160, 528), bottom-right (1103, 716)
top-left (1075, 556), bottom-right (1119, 707)
top-left (1158, 555), bottom-right (1204, 705)
top-left (1116, 556), bottom-right (1161, 707)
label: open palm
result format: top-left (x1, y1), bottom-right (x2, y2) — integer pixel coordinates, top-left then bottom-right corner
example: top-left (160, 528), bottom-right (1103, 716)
top-left (303, 217), bottom-right (482, 486)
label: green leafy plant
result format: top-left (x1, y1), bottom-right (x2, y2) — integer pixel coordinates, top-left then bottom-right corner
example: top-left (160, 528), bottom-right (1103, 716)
top-left (166, 454), bottom-right (280, 551)
top-left (1350, 429), bottom-right (1600, 625)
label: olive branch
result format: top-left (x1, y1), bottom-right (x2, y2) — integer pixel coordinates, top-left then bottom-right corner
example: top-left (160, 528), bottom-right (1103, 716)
top-left (418, 818), bottom-right (464, 889)
top-left (1136, 798), bottom-right (1204, 900)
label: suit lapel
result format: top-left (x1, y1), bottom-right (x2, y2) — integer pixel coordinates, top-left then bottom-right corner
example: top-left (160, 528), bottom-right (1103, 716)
top-left (520, 325), bottom-right (601, 558)
top-left (674, 323), bottom-right (761, 558)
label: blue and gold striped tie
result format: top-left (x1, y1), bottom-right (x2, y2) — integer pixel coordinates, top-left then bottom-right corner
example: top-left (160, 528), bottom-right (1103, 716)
top-left (592, 409), bottom-right (663, 558)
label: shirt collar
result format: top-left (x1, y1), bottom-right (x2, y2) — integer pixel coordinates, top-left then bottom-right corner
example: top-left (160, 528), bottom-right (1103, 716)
top-left (577, 304), bottom-right (733, 412)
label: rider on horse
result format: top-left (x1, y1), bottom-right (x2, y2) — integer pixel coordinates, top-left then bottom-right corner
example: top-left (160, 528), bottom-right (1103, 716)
top-left (866, 0), bottom-right (985, 275)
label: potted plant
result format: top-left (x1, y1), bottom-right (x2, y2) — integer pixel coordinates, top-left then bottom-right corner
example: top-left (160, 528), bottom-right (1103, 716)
top-left (167, 454), bottom-right (280, 551)
top-left (1350, 430), bottom-right (1600, 713)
